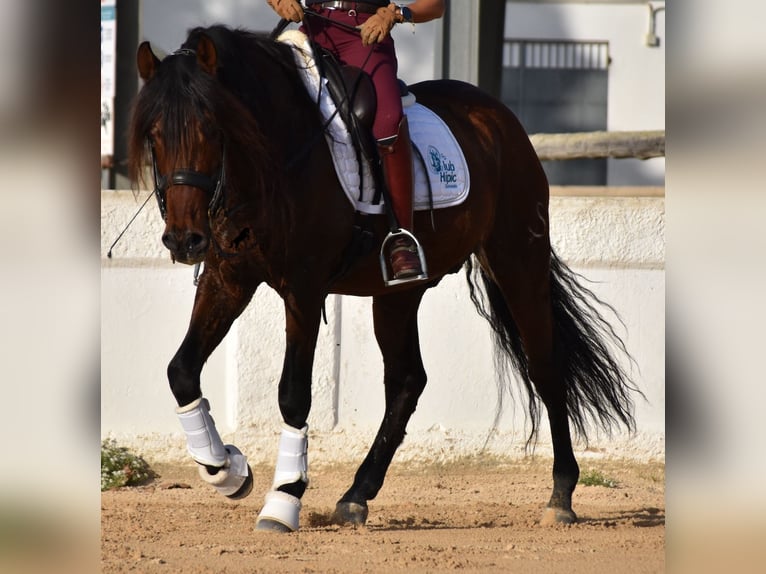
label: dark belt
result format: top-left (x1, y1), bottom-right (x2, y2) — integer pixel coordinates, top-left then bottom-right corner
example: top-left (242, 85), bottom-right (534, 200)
top-left (312, 1), bottom-right (384, 15)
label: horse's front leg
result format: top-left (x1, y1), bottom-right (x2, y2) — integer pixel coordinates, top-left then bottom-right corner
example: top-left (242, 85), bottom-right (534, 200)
top-left (255, 292), bottom-right (322, 532)
top-left (170, 266), bottom-right (258, 499)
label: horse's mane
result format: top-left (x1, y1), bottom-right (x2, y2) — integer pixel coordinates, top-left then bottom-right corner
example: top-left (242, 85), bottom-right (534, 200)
top-left (128, 25), bottom-right (319, 228)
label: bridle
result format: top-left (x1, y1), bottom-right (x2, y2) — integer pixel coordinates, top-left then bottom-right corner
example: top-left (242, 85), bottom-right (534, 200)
top-left (143, 46), bottom-right (228, 222)
top-left (148, 138), bottom-right (227, 221)
top-left (108, 47), bottom-right (230, 265)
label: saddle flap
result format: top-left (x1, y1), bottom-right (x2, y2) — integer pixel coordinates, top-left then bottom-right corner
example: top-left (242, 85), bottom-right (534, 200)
top-left (315, 45), bottom-right (376, 130)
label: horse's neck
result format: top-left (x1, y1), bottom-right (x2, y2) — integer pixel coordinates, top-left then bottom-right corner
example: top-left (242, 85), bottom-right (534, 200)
top-left (234, 51), bottom-right (320, 162)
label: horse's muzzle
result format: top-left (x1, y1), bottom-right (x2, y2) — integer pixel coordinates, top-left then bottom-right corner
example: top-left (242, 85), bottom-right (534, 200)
top-left (162, 229), bottom-right (209, 264)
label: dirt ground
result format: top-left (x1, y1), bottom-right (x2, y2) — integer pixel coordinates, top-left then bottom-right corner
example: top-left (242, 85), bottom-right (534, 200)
top-left (101, 457), bottom-right (664, 573)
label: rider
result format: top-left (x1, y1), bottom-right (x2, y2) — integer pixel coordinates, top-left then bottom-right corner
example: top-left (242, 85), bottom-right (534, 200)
top-left (266, 0), bottom-right (446, 283)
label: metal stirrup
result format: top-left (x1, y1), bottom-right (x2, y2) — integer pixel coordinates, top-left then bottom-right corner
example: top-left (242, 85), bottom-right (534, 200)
top-left (379, 229), bottom-right (428, 287)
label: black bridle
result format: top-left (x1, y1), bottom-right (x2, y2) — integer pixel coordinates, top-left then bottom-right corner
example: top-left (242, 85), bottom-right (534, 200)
top-left (148, 139), bottom-right (227, 221)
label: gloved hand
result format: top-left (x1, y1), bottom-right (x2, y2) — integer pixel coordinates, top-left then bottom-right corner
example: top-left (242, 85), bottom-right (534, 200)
top-left (359, 5), bottom-right (397, 46)
top-left (267, 0), bottom-right (304, 23)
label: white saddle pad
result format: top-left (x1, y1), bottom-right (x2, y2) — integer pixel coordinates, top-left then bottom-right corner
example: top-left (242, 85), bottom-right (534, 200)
top-left (279, 30), bottom-right (470, 215)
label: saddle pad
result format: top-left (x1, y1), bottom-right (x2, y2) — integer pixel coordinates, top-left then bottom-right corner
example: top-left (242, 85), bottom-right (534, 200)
top-left (279, 30), bottom-right (470, 215)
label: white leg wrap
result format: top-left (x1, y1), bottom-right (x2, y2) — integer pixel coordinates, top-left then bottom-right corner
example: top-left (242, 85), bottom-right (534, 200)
top-left (197, 444), bottom-right (251, 497)
top-left (255, 423), bottom-right (309, 531)
top-left (256, 491), bottom-right (302, 532)
top-left (271, 423), bottom-right (309, 490)
top-left (176, 397), bottom-right (227, 467)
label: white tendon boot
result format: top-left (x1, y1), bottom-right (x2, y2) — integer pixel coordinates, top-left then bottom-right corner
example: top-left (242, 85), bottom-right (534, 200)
top-left (256, 423), bottom-right (309, 532)
top-left (176, 397), bottom-right (253, 499)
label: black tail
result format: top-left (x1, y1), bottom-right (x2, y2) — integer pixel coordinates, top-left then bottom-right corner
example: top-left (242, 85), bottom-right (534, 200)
top-left (466, 251), bottom-right (641, 444)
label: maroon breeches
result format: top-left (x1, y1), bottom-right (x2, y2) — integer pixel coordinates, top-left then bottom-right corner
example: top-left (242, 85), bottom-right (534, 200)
top-left (301, 8), bottom-right (403, 140)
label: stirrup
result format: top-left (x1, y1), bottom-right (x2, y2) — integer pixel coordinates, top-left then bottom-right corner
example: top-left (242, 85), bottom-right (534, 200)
top-left (379, 229), bottom-right (428, 287)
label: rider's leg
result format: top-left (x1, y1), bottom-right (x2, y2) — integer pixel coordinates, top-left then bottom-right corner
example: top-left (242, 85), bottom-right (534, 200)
top-left (304, 18), bottom-right (426, 280)
top-left (377, 117), bottom-right (424, 279)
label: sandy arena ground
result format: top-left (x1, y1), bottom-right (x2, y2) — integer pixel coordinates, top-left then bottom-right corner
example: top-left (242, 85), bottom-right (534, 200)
top-left (101, 456), bottom-right (664, 573)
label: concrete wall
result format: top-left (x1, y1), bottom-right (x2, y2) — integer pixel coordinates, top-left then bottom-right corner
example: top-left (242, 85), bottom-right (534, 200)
top-left (101, 189), bottom-right (665, 464)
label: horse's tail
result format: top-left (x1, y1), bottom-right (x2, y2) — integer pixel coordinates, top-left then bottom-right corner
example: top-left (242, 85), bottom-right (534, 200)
top-left (465, 251), bottom-right (640, 445)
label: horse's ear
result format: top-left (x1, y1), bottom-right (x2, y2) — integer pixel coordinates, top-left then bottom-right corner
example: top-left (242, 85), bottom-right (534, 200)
top-left (195, 34), bottom-right (218, 75)
top-left (137, 41), bottom-right (160, 81)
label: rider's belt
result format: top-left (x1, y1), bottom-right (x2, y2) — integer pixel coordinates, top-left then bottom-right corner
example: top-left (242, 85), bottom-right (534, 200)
top-left (311, 2), bottom-right (386, 15)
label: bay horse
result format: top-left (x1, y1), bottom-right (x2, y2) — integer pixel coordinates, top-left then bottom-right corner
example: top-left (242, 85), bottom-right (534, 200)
top-left (128, 24), bottom-right (638, 532)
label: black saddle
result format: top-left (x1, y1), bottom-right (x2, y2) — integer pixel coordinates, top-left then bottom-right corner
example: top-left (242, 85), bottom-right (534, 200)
top-left (313, 44), bottom-right (378, 167)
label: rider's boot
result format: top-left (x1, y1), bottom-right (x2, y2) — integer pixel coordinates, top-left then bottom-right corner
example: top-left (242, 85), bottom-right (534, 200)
top-left (378, 116), bottom-right (426, 281)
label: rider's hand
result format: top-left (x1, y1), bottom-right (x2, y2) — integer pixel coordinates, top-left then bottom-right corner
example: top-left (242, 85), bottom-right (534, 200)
top-left (267, 0), bottom-right (304, 23)
top-left (359, 5), bottom-right (397, 46)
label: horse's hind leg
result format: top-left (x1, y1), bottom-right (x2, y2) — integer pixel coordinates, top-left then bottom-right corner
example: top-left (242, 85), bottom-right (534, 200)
top-left (169, 267), bottom-right (258, 500)
top-left (478, 239), bottom-right (579, 525)
top-left (333, 286), bottom-right (429, 526)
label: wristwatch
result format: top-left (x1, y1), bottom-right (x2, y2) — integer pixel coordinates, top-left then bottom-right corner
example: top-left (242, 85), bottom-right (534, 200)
top-left (395, 4), bottom-right (413, 24)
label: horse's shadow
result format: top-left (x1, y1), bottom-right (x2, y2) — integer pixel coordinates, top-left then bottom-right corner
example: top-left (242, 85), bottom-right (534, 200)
top-left (306, 507), bottom-right (665, 531)
top-left (306, 511), bottom-right (493, 532)
top-left (577, 506), bottom-right (665, 528)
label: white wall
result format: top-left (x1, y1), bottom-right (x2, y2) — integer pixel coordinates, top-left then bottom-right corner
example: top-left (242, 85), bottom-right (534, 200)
top-left (101, 190), bottom-right (665, 464)
top-left (506, 2), bottom-right (666, 186)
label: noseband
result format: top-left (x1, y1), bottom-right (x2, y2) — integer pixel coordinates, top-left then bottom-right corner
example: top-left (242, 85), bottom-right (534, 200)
top-left (149, 139), bottom-right (227, 221)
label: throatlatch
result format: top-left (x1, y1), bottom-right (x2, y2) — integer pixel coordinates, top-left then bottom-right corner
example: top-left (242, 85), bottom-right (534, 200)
top-left (176, 397), bottom-right (253, 499)
top-left (256, 423), bottom-right (309, 532)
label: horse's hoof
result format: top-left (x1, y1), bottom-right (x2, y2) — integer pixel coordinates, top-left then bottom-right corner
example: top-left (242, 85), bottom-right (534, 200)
top-left (255, 518), bottom-right (294, 533)
top-left (332, 501), bottom-right (369, 526)
top-left (225, 464), bottom-right (254, 500)
top-left (540, 506), bottom-right (577, 525)
top-left (198, 448), bottom-right (253, 499)
top-left (256, 491), bottom-right (301, 532)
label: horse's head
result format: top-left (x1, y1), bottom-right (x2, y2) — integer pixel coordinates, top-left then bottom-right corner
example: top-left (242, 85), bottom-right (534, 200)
top-left (131, 35), bottom-right (225, 265)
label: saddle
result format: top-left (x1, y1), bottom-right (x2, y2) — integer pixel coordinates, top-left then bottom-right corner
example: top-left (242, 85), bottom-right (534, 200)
top-left (317, 48), bottom-right (377, 131)
top-left (276, 31), bottom-right (469, 285)
top-left (277, 30), bottom-right (469, 215)
top-left (309, 46), bottom-right (387, 281)
top-left (312, 43), bottom-right (388, 205)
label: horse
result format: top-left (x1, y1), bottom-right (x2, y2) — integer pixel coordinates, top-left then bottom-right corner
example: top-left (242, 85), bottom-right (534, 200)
top-left (128, 24), bottom-right (638, 532)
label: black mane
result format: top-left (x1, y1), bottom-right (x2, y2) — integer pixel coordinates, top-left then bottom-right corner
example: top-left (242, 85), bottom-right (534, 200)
top-left (129, 25), bottom-right (319, 190)
top-left (183, 25), bottom-right (313, 124)
top-left (128, 25), bottom-right (321, 236)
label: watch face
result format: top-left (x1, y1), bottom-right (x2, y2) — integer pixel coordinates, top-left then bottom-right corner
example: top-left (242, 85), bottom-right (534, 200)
top-left (402, 6), bottom-right (413, 22)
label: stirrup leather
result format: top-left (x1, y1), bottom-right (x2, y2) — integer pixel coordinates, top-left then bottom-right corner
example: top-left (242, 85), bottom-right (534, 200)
top-left (379, 229), bottom-right (428, 286)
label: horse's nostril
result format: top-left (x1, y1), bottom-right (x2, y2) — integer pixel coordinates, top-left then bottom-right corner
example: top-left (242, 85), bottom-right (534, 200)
top-left (162, 233), bottom-right (179, 251)
top-left (185, 232), bottom-right (209, 254)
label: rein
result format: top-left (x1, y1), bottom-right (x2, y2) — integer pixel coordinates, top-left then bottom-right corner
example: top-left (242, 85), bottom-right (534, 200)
top-left (269, 8), bottom-right (364, 42)
top-left (302, 9), bottom-right (363, 34)
top-left (106, 191), bottom-right (155, 259)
